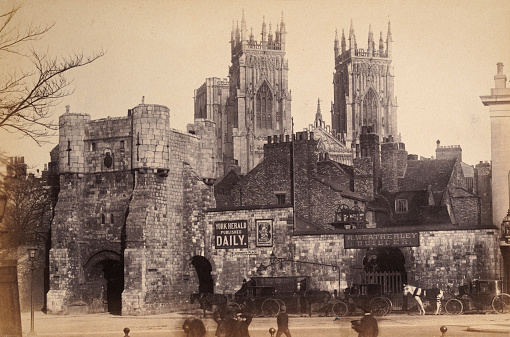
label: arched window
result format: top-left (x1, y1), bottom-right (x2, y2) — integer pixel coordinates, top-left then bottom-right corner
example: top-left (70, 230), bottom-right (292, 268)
top-left (363, 90), bottom-right (378, 131)
top-left (256, 82), bottom-right (273, 130)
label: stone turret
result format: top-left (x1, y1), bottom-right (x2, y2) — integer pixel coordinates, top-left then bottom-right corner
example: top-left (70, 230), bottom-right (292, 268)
top-left (58, 108), bottom-right (90, 174)
top-left (131, 104), bottom-right (171, 172)
top-left (381, 136), bottom-right (407, 193)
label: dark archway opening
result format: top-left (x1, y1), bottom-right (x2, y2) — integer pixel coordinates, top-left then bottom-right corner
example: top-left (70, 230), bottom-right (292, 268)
top-left (84, 252), bottom-right (123, 315)
top-left (102, 260), bottom-right (123, 315)
top-left (362, 247), bottom-right (407, 293)
top-left (363, 247), bottom-right (406, 273)
top-left (191, 256), bottom-right (214, 294)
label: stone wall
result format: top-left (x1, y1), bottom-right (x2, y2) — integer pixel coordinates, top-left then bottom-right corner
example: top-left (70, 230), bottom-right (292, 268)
top-left (410, 229), bottom-right (500, 288)
top-left (204, 207), bottom-right (294, 295)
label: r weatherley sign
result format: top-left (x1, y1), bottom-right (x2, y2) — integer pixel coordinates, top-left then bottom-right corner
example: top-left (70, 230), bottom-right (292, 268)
top-left (214, 220), bottom-right (248, 249)
top-left (344, 232), bottom-right (420, 249)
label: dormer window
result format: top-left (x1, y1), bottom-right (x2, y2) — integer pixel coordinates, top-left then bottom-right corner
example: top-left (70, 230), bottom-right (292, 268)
top-left (395, 199), bottom-right (408, 213)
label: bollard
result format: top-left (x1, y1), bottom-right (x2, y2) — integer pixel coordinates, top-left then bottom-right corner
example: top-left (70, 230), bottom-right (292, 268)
top-left (269, 327), bottom-right (276, 336)
top-left (123, 327), bottom-right (130, 337)
top-left (440, 325), bottom-right (447, 336)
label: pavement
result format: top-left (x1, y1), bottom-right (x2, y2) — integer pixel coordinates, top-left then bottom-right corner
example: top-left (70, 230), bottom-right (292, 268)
top-left (19, 309), bottom-right (510, 336)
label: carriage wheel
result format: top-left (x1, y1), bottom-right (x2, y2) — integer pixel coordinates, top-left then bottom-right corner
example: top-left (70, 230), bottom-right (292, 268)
top-left (261, 298), bottom-right (280, 317)
top-left (445, 298), bottom-right (463, 315)
top-left (332, 301), bottom-right (349, 317)
top-left (228, 302), bottom-right (242, 314)
top-left (369, 297), bottom-right (390, 316)
top-left (382, 297), bottom-right (393, 315)
top-left (492, 293), bottom-right (510, 314)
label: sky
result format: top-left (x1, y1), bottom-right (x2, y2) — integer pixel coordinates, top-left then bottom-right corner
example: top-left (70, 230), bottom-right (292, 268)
top-left (1, 0), bottom-right (510, 173)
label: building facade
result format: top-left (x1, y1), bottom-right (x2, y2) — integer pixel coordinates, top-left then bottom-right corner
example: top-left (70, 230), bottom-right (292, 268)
top-left (44, 17), bottom-right (502, 315)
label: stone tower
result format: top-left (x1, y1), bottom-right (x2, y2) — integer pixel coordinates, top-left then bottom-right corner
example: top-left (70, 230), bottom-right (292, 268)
top-left (332, 21), bottom-right (397, 148)
top-left (225, 12), bottom-right (292, 174)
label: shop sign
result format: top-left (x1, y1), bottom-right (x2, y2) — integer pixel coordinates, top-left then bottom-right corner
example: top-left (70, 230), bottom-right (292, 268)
top-left (214, 220), bottom-right (248, 249)
top-left (344, 232), bottom-right (419, 249)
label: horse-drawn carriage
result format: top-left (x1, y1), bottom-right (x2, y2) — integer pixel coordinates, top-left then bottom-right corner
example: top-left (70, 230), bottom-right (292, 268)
top-left (340, 283), bottom-right (393, 316)
top-left (444, 279), bottom-right (510, 315)
top-left (235, 276), bottom-right (310, 316)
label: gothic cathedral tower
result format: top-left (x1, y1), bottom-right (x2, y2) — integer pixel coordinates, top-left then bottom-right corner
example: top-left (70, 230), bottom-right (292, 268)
top-left (225, 12), bottom-right (292, 174)
top-left (332, 21), bottom-right (397, 148)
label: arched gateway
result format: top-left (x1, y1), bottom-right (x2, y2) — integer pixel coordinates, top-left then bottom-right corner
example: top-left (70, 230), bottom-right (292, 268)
top-left (362, 247), bottom-right (407, 294)
top-left (190, 256), bottom-right (214, 294)
top-left (83, 251), bottom-right (124, 315)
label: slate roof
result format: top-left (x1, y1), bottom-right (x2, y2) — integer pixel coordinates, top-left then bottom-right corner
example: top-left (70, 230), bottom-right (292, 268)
top-left (399, 158), bottom-right (456, 191)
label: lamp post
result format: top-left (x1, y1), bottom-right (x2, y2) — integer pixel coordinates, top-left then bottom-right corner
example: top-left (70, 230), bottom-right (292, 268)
top-left (0, 191), bottom-right (7, 223)
top-left (28, 246), bottom-right (38, 336)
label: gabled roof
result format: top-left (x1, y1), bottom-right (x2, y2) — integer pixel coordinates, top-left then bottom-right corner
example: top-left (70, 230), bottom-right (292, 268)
top-left (399, 158), bottom-right (456, 191)
top-left (317, 160), bottom-right (354, 179)
top-left (449, 187), bottom-right (476, 198)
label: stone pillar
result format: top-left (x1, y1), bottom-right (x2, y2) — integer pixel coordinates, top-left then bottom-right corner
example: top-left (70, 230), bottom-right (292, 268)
top-left (480, 63), bottom-right (510, 227)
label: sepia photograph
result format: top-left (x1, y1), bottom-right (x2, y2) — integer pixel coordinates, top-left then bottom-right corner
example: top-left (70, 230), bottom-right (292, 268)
top-left (1, 0), bottom-right (509, 336)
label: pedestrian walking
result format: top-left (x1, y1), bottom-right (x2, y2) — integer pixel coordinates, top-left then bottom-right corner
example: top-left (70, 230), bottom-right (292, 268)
top-left (237, 309), bottom-right (253, 337)
top-left (213, 305), bottom-right (229, 337)
top-left (223, 310), bottom-right (240, 337)
top-left (182, 316), bottom-right (207, 337)
top-left (275, 305), bottom-right (291, 337)
top-left (351, 309), bottom-right (378, 337)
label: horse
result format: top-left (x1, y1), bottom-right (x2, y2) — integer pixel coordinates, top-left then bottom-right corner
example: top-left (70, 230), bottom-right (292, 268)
top-left (403, 284), bottom-right (443, 315)
top-left (189, 293), bottom-right (228, 317)
top-left (300, 289), bottom-right (332, 317)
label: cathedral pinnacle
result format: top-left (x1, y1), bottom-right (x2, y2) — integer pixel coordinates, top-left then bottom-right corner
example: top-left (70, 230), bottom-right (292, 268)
top-left (368, 24), bottom-right (374, 54)
top-left (341, 29), bottom-right (346, 52)
top-left (379, 31), bottom-right (384, 52)
top-left (315, 98), bottom-right (323, 126)
top-left (334, 29), bottom-right (339, 58)
top-left (241, 9), bottom-right (247, 42)
top-left (235, 20), bottom-right (240, 43)
top-left (261, 16), bottom-right (267, 43)
top-left (386, 20), bottom-right (392, 58)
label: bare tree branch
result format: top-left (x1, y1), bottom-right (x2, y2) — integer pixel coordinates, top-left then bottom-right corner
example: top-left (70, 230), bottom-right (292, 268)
top-left (0, 5), bottom-right (105, 144)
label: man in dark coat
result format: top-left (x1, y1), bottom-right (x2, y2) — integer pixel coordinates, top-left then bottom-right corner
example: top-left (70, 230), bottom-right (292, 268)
top-left (275, 305), bottom-right (291, 337)
top-left (351, 310), bottom-right (378, 337)
top-left (223, 310), bottom-right (240, 337)
top-left (237, 309), bottom-right (253, 337)
top-left (213, 305), bottom-right (230, 337)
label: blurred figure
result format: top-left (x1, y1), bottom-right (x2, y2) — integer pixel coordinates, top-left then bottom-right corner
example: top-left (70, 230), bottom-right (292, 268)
top-left (182, 317), bottom-right (207, 337)
top-left (351, 309), bottom-right (378, 337)
top-left (275, 305), bottom-right (291, 337)
top-left (213, 305), bottom-right (229, 337)
top-left (223, 310), bottom-right (239, 337)
top-left (238, 308), bottom-right (253, 337)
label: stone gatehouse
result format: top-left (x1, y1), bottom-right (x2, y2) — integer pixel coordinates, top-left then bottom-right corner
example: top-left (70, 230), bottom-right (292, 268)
top-left (47, 104), bottom-right (215, 315)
